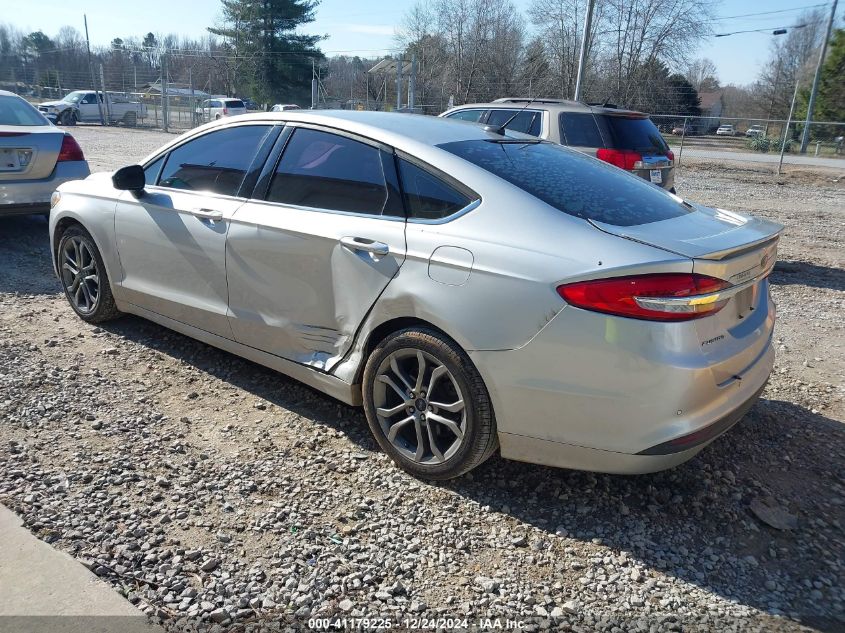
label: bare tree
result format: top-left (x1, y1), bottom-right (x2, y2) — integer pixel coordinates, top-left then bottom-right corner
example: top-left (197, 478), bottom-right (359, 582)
top-left (683, 57), bottom-right (718, 92)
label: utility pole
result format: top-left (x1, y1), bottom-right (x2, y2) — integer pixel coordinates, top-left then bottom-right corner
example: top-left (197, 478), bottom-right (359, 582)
top-left (800, 0), bottom-right (837, 153)
top-left (573, 0), bottom-right (595, 101)
top-left (99, 64), bottom-right (111, 124)
top-left (84, 14), bottom-right (105, 125)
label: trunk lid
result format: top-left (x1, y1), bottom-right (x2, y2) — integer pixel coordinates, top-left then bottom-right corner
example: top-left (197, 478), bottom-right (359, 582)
top-left (0, 126), bottom-right (66, 181)
top-left (591, 203), bottom-right (783, 385)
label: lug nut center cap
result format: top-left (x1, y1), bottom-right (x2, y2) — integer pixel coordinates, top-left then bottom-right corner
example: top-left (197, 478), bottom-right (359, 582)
top-left (414, 398), bottom-right (427, 412)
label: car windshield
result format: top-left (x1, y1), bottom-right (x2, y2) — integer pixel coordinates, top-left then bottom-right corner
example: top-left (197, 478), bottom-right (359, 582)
top-left (598, 115), bottom-right (669, 154)
top-left (0, 95), bottom-right (49, 126)
top-left (61, 91), bottom-right (87, 104)
top-left (438, 139), bottom-right (691, 227)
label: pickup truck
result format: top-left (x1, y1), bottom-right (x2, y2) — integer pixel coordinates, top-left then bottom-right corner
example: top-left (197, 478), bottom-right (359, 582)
top-left (37, 91), bottom-right (147, 126)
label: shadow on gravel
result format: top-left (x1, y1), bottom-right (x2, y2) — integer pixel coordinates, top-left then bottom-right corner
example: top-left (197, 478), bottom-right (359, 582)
top-left (446, 399), bottom-right (844, 632)
top-left (772, 261), bottom-right (845, 292)
top-left (0, 214), bottom-right (59, 296)
top-left (97, 312), bottom-right (844, 630)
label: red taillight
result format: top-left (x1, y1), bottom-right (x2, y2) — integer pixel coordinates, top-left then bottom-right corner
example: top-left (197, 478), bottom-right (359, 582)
top-left (596, 148), bottom-right (642, 170)
top-left (223, 107), bottom-right (228, 114)
top-left (57, 135), bottom-right (84, 162)
top-left (557, 273), bottom-right (730, 322)
top-left (666, 150), bottom-right (674, 161)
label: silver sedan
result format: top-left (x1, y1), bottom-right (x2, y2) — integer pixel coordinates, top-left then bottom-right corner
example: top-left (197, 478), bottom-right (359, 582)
top-left (0, 90), bottom-right (90, 215)
top-left (49, 111), bottom-right (781, 480)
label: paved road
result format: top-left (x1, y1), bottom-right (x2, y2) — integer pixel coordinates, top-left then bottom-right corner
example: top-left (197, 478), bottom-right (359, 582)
top-left (0, 504), bottom-right (162, 633)
top-left (671, 145), bottom-right (845, 169)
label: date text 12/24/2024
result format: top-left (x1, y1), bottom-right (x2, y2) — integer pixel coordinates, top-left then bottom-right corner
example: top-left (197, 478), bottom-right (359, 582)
top-left (308, 617), bottom-right (528, 630)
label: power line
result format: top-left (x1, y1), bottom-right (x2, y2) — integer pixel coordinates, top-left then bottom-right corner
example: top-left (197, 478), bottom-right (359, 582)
top-left (715, 3), bottom-right (829, 21)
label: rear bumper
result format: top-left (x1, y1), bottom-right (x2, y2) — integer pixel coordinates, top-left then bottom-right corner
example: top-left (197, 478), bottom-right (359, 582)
top-left (470, 291), bottom-right (775, 474)
top-left (0, 161), bottom-right (90, 213)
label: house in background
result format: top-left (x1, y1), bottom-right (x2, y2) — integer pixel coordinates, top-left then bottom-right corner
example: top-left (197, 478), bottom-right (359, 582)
top-left (697, 91), bottom-right (724, 134)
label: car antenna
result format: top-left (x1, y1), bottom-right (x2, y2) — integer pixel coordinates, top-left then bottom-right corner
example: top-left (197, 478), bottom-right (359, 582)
top-left (485, 97), bottom-right (537, 137)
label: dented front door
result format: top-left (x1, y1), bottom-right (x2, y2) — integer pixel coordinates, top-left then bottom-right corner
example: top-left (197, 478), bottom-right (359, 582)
top-left (225, 203), bottom-right (406, 370)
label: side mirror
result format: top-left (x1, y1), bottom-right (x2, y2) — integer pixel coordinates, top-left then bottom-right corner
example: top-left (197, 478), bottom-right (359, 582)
top-left (112, 165), bottom-right (145, 195)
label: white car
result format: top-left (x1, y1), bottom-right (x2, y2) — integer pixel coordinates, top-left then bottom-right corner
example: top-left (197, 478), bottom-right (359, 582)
top-left (716, 124), bottom-right (737, 136)
top-left (37, 91), bottom-right (147, 126)
top-left (197, 98), bottom-right (247, 122)
top-left (746, 125), bottom-right (766, 138)
top-left (270, 104), bottom-right (301, 112)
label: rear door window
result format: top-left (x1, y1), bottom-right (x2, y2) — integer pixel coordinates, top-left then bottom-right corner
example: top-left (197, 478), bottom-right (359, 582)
top-left (486, 109), bottom-right (542, 136)
top-left (228, 100), bottom-right (245, 109)
top-left (438, 139), bottom-right (690, 227)
top-left (597, 116), bottom-right (669, 154)
top-left (267, 127), bottom-right (389, 215)
top-left (559, 112), bottom-right (604, 147)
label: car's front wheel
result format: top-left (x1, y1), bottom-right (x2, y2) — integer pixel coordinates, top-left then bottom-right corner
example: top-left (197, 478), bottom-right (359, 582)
top-left (362, 327), bottom-right (497, 480)
top-left (57, 226), bottom-right (121, 323)
top-left (59, 110), bottom-right (77, 126)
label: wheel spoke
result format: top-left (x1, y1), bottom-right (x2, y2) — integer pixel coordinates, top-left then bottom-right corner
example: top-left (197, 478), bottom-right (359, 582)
top-left (73, 240), bottom-right (82, 269)
top-left (426, 423), bottom-right (444, 462)
top-left (429, 399), bottom-right (464, 413)
top-left (428, 412), bottom-right (464, 440)
top-left (80, 282), bottom-right (94, 309)
top-left (427, 365), bottom-right (447, 398)
top-left (376, 401), bottom-right (408, 418)
top-left (74, 284), bottom-right (85, 307)
top-left (390, 356), bottom-right (414, 395)
top-left (413, 351), bottom-right (425, 394)
top-left (377, 374), bottom-right (409, 402)
top-left (62, 262), bottom-right (78, 278)
top-left (413, 419), bottom-right (425, 461)
top-left (63, 253), bottom-right (79, 275)
top-left (387, 415), bottom-right (414, 442)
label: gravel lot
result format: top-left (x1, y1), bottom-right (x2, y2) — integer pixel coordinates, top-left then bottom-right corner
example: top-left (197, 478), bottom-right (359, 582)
top-left (1, 125), bottom-right (843, 632)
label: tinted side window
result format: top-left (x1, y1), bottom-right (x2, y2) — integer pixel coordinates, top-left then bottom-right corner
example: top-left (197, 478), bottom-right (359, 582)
top-left (228, 100), bottom-right (245, 109)
top-left (398, 159), bottom-right (473, 221)
top-left (144, 155), bottom-right (165, 186)
top-left (267, 128), bottom-right (388, 214)
top-left (486, 109), bottom-right (542, 136)
top-left (158, 125), bottom-right (271, 196)
top-left (559, 113), bottom-right (604, 147)
top-left (447, 109), bottom-right (485, 122)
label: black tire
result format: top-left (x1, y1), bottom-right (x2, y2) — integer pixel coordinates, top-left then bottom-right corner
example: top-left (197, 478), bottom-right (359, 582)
top-left (57, 226), bottom-right (122, 324)
top-left (59, 109), bottom-right (77, 126)
top-left (123, 111), bottom-right (137, 127)
top-left (362, 327), bottom-right (497, 480)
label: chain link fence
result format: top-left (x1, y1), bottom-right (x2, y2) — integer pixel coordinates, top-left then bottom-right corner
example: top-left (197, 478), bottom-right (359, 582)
top-left (651, 115), bottom-right (845, 171)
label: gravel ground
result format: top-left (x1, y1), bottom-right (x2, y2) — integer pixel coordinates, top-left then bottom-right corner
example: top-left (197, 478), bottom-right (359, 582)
top-left (0, 126), bottom-right (843, 632)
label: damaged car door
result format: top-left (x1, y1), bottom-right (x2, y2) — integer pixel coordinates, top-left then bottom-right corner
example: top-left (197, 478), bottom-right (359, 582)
top-left (225, 125), bottom-right (407, 370)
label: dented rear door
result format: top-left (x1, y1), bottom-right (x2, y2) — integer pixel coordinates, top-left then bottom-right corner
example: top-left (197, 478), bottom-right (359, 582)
top-left (225, 125), bottom-right (406, 371)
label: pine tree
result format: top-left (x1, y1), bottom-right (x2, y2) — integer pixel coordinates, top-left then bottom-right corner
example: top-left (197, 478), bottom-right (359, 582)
top-left (209, 0), bottom-right (324, 104)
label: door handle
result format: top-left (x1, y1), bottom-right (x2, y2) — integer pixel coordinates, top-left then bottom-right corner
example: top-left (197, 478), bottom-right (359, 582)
top-left (191, 208), bottom-right (224, 222)
top-left (340, 236), bottom-right (390, 257)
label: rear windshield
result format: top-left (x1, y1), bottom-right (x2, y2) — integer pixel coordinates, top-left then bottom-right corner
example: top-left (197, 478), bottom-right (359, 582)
top-left (438, 140), bottom-right (690, 227)
top-left (0, 96), bottom-right (49, 126)
top-left (597, 115), bottom-right (668, 154)
top-left (227, 100), bottom-right (245, 108)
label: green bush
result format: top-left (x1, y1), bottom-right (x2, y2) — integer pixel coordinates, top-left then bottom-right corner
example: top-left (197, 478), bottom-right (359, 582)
top-left (745, 136), bottom-right (795, 153)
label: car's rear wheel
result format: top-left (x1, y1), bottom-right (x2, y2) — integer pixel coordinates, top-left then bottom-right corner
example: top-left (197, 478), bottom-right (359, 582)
top-left (123, 111), bottom-right (137, 127)
top-left (57, 226), bottom-right (121, 323)
top-left (362, 327), bottom-right (497, 480)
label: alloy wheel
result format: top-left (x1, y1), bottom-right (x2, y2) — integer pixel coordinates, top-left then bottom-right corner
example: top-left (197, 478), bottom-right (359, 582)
top-left (372, 348), bottom-right (467, 464)
top-left (61, 236), bottom-right (100, 314)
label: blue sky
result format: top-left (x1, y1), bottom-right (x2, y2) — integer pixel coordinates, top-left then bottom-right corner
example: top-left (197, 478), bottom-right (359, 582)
top-left (7, 0), bottom-right (842, 86)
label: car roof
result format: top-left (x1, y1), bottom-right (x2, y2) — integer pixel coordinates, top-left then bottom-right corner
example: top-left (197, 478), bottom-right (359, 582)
top-left (212, 110), bottom-right (524, 148)
top-left (0, 90), bottom-right (24, 98)
top-left (446, 98), bottom-right (647, 118)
